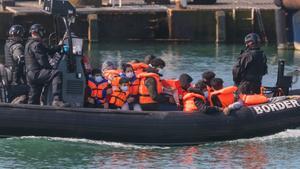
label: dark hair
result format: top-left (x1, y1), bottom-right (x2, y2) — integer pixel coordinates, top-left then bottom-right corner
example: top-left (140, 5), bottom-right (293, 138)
top-left (92, 68), bottom-right (102, 76)
top-left (179, 73), bottom-right (193, 88)
top-left (130, 59), bottom-right (140, 63)
top-left (150, 58), bottom-right (166, 68)
top-left (238, 81), bottom-right (253, 94)
top-left (122, 63), bottom-right (133, 72)
top-left (202, 71), bottom-right (216, 81)
top-left (119, 77), bottom-right (130, 84)
top-left (211, 78), bottom-right (223, 90)
top-left (144, 55), bottom-right (156, 64)
top-left (195, 80), bottom-right (207, 91)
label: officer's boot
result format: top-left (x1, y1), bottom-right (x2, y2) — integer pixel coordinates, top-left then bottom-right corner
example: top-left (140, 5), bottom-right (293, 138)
top-left (52, 96), bottom-right (70, 107)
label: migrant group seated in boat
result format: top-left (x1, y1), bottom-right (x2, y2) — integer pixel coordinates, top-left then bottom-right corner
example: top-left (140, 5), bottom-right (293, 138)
top-left (84, 57), bottom-right (296, 115)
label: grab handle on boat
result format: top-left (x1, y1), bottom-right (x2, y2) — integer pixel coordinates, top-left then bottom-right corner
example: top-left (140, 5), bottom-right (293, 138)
top-left (276, 60), bottom-right (293, 95)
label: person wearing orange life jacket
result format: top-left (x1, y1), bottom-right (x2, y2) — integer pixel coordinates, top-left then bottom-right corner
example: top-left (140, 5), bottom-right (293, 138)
top-left (101, 61), bottom-right (120, 80)
top-left (128, 55), bottom-right (156, 75)
top-left (138, 58), bottom-right (175, 111)
top-left (129, 62), bottom-right (149, 75)
top-left (223, 81), bottom-right (287, 115)
top-left (109, 77), bottom-right (131, 110)
top-left (86, 69), bottom-right (112, 108)
top-left (176, 73), bottom-right (193, 110)
top-left (120, 64), bottom-right (142, 111)
top-left (101, 60), bottom-right (122, 90)
top-left (201, 71), bottom-right (216, 97)
top-left (209, 78), bottom-right (238, 108)
top-left (183, 80), bottom-right (223, 113)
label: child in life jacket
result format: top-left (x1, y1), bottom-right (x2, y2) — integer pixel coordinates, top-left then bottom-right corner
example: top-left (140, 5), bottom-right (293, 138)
top-left (202, 71), bottom-right (216, 96)
top-left (182, 80), bottom-right (223, 113)
top-left (109, 77), bottom-right (131, 110)
top-left (86, 69), bottom-right (112, 108)
top-left (120, 64), bottom-right (142, 111)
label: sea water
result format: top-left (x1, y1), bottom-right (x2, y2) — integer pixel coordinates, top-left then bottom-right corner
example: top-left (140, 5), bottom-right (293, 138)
top-left (0, 42), bottom-right (300, 168)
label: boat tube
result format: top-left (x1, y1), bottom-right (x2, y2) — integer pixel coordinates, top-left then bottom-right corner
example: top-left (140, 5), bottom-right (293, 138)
top-left (0, 98), bottom-right (299, 146)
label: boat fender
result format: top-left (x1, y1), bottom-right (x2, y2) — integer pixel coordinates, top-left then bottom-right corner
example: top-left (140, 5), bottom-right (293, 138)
top-left (251, 99), bottom-right (300, 114)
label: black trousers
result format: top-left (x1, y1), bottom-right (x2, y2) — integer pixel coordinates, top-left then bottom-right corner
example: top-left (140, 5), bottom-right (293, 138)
top-left (27, 69), bottom-right (62, 105)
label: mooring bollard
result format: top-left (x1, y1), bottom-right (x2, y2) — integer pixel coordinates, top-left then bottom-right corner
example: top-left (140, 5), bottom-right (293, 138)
top-left (215, 11), bottom-right (226, 43)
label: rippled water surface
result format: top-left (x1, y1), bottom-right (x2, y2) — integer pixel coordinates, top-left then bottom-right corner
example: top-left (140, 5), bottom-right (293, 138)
top-left (0, 42), bottom-right (300, 168)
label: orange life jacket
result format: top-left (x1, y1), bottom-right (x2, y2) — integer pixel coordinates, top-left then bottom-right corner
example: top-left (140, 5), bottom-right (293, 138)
top-left (209, 86), bottom-right (238, 108)
top-left (182, 93), bottom-right (206, 112)
top-left (138, 72), bottom-right (163, 104)
top-left (240, 94), bottom-right (269, 106)
top-left (110, 76), bottom-right (121, 89)
top-left (109, 88), bottom-right (130, 108)
top-left (87, 80), bottom-right (109, 103)
top-left (162, 79), bottom-right (188, 104)
top-left (129, 63), bottom-right (149, 75)
top-left (129, 78), bottom-right (140, 96)
top-left (103, 69), bottom-right (121, 81)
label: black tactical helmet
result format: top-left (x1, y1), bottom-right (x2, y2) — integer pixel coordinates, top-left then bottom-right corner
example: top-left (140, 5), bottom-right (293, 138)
top-left (8, 25), bottom-right (25, 37)
top-left (244, 33), bottom-right (261, 47)
top-left (29, 24), bottom-right (46, 38)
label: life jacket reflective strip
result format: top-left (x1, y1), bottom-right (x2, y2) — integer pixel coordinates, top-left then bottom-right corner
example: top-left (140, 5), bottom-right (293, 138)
top-left (240, 94), bottom-right (269, 106)
top-left (109, 89), bottom-right (129, 107)
top-left (138, 72), bottom-right (162, 104)
top-left (129, 63), bottom-right (149, 75)
top-left (209, 86), bottom-right (238, 108)
top-left (182, 93), bottom-right (206, 112)
top-left (129, 78), bottom-right (140, 96)
top-left (103, 69), bottom-right (121, 81)
top-left (87, 80), bottom-right (109, 103)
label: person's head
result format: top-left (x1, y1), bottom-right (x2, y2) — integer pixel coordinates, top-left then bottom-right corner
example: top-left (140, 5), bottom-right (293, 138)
top-left (149, 58), bottom-right (166, 75)
top-left (8, 25), bottom-right (25, 38)
top-left (210, 78), bottom-right (224, 90)
top-left (101, 61), bottom-right (116, 72)
top-left (122, 63), bottom-right (135, 79)
top-left (238, 81), bottom-right (255, 95)
top-left (144, 54), bottom-right (156, 64)
top-left (202, 71), bottom-right (216, 87)
top-left (29, 24), bottom-right (46, 39)
top-left (92, 69), bottom-right (103, 83)
top-left (195, 80), bottom-right (207, 92)
top-left (119, 77), bottom-right (130, 92)
top-left (244, 33), bottom-right (261, 49)
top-left (179, 73), bottom-right (193, 90)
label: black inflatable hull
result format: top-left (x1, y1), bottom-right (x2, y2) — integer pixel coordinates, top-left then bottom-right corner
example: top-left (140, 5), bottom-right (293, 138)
top-left (0, 98), bottom-right (300, 145)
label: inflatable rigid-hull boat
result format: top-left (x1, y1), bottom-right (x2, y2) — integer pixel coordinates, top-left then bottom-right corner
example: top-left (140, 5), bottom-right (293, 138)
top-left (0, 98), bottom-right (300, 146)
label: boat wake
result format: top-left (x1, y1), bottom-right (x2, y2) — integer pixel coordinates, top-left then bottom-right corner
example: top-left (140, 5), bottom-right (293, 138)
top-left (226, 129), bottom-right (300, 144)
top-left (6, 136), bottom-right (170, 150)
top-left (4, 129), bottom-right (300, 148)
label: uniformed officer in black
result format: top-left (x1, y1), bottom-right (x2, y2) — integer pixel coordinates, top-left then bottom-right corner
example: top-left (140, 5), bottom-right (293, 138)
top-left (25, 24), bottom-right (68, 107)
top-left (232, 33), bottom-right (268, 94)
top-left (4, 25), bottom-right (26, 85)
